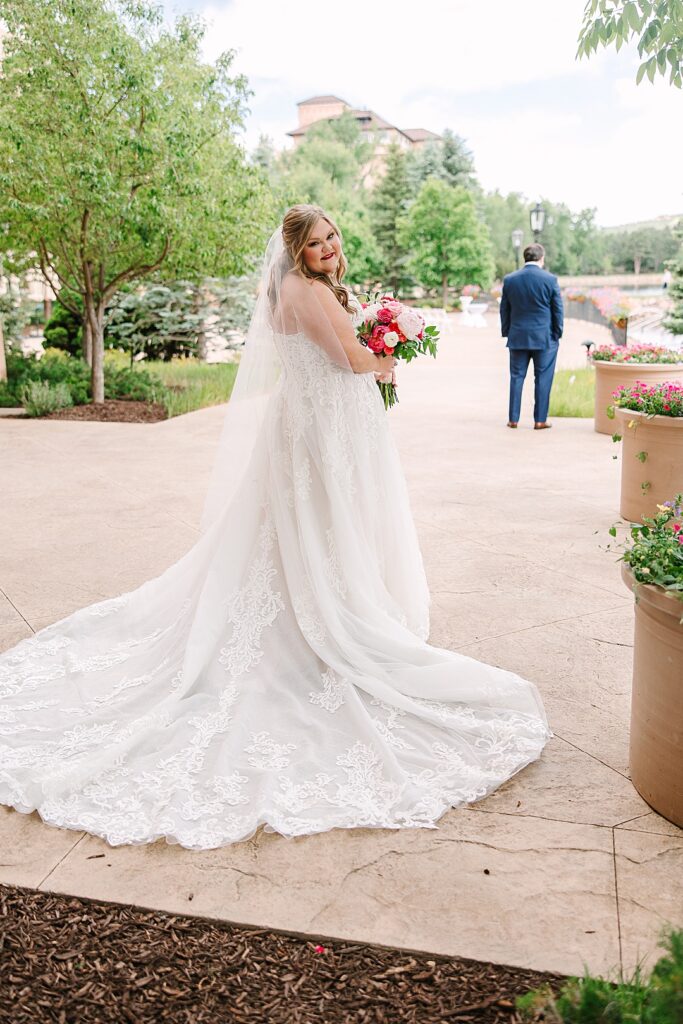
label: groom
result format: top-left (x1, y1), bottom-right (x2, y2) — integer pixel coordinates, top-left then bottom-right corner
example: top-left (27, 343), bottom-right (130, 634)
top-left (500, 243), bottom-right (564, 430)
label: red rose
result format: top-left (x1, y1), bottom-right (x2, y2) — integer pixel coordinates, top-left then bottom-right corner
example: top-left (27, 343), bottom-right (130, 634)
top-left (384, 345), bottom-right (395, 355)
top-left (377, 308), bottom-right (393, 325)
top-left (367, 334), bottom-right (385, 353)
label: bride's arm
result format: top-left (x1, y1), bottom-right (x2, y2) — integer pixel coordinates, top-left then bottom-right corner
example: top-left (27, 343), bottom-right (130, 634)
top-left (282, 274), bottom-right (394, 375)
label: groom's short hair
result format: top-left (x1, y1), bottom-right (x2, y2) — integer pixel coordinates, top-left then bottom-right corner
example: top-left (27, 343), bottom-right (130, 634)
top-left (524, 243), bottom-right (545, 263)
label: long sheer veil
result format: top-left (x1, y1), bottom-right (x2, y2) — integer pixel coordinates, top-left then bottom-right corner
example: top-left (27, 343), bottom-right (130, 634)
top-left (200, 224), bottom-right (354, 532)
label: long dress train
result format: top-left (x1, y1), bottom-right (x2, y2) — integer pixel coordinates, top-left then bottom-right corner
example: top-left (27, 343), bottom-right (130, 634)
top-left (0, 311), bottom-right (551, 851)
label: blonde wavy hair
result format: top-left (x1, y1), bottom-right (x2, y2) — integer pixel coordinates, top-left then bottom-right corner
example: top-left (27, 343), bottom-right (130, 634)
top-left (280, 204), bottom-right (351, 312)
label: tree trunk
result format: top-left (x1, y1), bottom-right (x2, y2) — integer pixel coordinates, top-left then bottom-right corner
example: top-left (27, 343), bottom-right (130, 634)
top-left (0, 316), bottom-right (6, 384)
top-left (82, 318), bottom-right (93, 367)
top-left (85, 296), bottom-right (105, 403)
top-left (442, 273), bottom-right (449, 309)
top-left (191, 284), bottom-right (207, 361)
top-left (634, 254), bottom-right (642, 276)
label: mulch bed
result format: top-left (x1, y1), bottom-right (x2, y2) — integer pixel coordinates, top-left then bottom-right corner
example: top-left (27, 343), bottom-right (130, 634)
top-left (0, 883), bottom-right (565, 1023)
top-left (44, 399), bottom-right (167, 423)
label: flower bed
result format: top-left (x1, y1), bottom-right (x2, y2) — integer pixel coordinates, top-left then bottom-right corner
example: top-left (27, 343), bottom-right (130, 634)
top-left (592, 343), bottom-right (683, 364)
top-left (564, 287), bottom-right (632, 347)
top-left (565, 287), bottom-right (632, 326)
top-left (610, 382), bottom-right (683, 521)
top-left (590, 348), bottom-right (683, 434)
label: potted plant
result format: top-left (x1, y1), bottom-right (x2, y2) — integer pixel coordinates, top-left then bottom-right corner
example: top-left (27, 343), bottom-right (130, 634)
top-left (459, 284), bottom-right (481, 312)
top-left (609, 380), bottom-right (683, 522)
top-left (610, 497), bottom-right (683, 827)
top-left (591, 343), bottom-right (683, 435)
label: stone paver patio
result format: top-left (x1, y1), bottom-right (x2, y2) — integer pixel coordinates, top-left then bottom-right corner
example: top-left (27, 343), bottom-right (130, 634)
top-left (1, 313), bottom-right (681, 979)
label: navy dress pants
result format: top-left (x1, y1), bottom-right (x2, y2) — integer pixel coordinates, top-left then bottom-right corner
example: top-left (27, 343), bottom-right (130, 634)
top-left (508, 343), bottom-right (559, 423)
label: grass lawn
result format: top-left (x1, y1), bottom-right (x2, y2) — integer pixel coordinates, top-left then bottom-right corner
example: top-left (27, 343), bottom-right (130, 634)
top-left (147, 357), bottom-right (240, 417)
top-left (549, 366), bottom-right (595, 418)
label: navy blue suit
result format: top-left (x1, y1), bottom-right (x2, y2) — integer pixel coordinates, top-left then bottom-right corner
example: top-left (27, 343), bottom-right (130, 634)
top-left (500, 263), bottom-right (564, 424)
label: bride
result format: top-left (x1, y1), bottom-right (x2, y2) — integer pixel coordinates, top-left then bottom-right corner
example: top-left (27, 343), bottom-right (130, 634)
top-left (0, 204), bottom-right (551, 851)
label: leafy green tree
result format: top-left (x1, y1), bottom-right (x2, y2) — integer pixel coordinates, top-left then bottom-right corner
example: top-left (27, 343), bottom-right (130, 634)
top-left (279, 113), bottom-right (381, 285)
top-left (536, 201), bottom-right (579, 275)
top-left (578, 0), bottom-right (683, 88)
top-left (664, 220), bottom-right (683, 334)
top-left (369, 143), bottom-right (413, 294)
top-left (399, 179), bottom-right (495, 306)
top-left (570, 208), bottom-right (611, 274)
top-left (282, 111), bottom-right (373, 201)
top-left (480, 191), bottom-right (530, 278)
top-left (336, 206), bottom-right (384, 288)
top-left (0, 0), bottom-right (272, 403)
top-left (605, 224), bottom-right (679, 272)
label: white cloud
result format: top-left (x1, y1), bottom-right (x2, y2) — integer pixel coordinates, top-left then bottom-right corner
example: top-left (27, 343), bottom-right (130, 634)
top-left (167, 0), bottom-right (683, 224)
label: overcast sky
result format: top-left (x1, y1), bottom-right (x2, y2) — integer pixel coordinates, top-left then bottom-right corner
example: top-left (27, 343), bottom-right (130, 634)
top-left (162, 0), bottom-right (682, 227)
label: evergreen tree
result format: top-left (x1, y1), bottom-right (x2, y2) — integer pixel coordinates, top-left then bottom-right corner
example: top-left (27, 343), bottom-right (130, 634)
top-left (441, 130), bottom-right (479, 190)
top-left (369, 143), bottom-right (413, 294)
top-left (407, 130), bottom-right (479, 193)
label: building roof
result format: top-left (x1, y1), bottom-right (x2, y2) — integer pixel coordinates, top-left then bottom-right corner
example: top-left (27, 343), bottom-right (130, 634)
top-left (288, 98), bottom-right (439, 145)
top-left (287, 108), bottom-right (412, 139)
top-left (402, 128), bottom-right (442, 142)
top-left (297, 95), bottom-right (348, 106)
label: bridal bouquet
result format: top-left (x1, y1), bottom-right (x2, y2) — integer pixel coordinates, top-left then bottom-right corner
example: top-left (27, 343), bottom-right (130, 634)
top-left (356, 293), bottom-right (439, 409)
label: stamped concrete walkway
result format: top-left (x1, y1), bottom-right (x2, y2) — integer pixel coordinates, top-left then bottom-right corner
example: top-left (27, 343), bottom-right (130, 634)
top-left (1, 314), bottom-right (681, 980)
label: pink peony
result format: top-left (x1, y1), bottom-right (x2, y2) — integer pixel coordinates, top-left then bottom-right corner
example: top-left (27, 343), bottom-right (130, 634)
top-left (379, 296), bottom-right (402, 316)
top-left (396, 307), bottom-right (424, 342)
top-left (376, 308), bottom-right (394, 325)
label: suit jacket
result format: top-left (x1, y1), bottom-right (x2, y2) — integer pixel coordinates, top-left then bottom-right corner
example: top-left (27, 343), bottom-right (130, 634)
top-left (500, 264), bottom-right (564, 350)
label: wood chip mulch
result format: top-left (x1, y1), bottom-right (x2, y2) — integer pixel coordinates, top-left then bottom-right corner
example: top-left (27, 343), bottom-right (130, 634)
top-left (44, 399), bottom-right (167, 423)
top-left (0, 883), bottom-right (565, 1023)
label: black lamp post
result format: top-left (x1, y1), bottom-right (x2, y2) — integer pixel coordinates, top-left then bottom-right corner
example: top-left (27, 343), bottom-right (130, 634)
top-left (511, 228), bottom-right (523, 270)
top-left (530, 203), bottom-right (546, 241)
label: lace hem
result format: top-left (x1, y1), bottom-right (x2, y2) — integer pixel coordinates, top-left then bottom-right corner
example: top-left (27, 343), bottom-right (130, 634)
top-left (0, 731), bottom-right (549, 852)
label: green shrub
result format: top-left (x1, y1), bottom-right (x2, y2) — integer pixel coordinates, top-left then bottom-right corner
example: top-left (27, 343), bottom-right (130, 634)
top-left (518, 928), bottom-right (683, 1023)
top-left (104, 364), bottom-right (162, 402)
top-left (43, 298), bottom-right (83, 356)
top-left (0, 381), bottom-right (18, 407)
top-left (21, 380), bottom-right (74, 417)
top-left (38, 352), bottom-right (90, 405)
top-left (5, 349), bottom-right (90, 406)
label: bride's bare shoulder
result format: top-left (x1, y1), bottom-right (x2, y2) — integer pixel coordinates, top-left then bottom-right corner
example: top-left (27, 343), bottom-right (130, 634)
top-left (281, 272), bottom-right (337, 308)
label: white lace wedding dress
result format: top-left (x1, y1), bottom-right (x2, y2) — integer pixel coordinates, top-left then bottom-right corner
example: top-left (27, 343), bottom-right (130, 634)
top-left (0, 295), bottom-right (551, 851)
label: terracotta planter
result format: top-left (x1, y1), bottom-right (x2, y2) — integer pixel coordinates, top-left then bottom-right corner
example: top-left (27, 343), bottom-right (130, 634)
top-left (614, 408), bottom-right (683, 522)
top-left (591, 359), bottom-right (683, 435)
top-left (622, 564), bottom-right (683, 828)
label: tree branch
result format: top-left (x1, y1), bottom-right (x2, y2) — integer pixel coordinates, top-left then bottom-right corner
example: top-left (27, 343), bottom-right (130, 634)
top-left (37, 240), bottom-right (82, 297)
top-left (103, 238), bottom-right (171, 302)
top-left (37, 243), bottom-right (81, 317)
